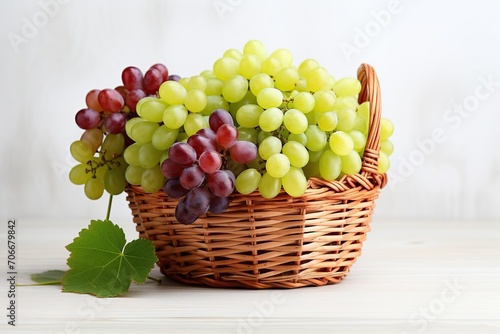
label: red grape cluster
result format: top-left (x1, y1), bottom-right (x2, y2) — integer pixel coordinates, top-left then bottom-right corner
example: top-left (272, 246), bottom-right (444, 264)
top-left (161, 109), bottom-right (257, 224)
top-left (75, 64), bottom-right (172, 134)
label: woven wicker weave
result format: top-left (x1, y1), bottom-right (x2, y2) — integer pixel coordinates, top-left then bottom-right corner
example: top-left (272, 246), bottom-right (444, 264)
top-left (126, 63), bottom-right (388, 289)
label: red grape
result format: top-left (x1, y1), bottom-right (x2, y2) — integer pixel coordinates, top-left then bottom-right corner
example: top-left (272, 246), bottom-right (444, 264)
top-left (143, 68), bottom-right (163, 94)
top-left (104, 112), bottom-right (126, 134)
top-left (175, 197), bottom-right (199, 225)
top-left (150, 63), bottom-right (169, 82)
top-left (75, 108), bottom-right (101, 129)
top-left (185, 187), bottom-right (211, 215)
top-left (161, 158), bottom-right (185, 179)
top-left (122, 66), bottom-right (144, 90)
top-left (229, 141), bottom-right (258, 164)
top-left (209, 195), bottom-right (230, 214)
top-left (98, 88), bottom-right (124, 113)
top-left (216, 124), bottom-right (238, 149)
top-left (208, 170), bottom-right (234, 197)
top-left (199, 150), bottom-right (222, 174)
top-left (168, 142), bottom-right (197, 167)
top-left (179, 165), bottom-right (205, 189)
top-left (196, 128), bottom-right (217, 145)
top-left (125, 89), bottom-right (146, 111)
top-left (168, 74), bottom-right (181, 82)
top-left (163, 177), bottom-right (189, 198)
top-left (85, 89), bottom-right (103, 111)
top-left (187, 134), bottom-right (217, 157)
top-left (209, 109), bottom-right (234, 132)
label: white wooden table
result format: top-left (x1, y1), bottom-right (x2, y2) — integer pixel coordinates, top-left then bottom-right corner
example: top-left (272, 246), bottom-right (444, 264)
top-left (2, 218), bottom-right (499, 334)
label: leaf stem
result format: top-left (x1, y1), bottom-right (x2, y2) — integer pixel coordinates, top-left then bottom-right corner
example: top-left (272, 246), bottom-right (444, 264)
top-left (106, 194), bottom-right (113, 221)
top-left (147, 276), bottom-right (162, 284)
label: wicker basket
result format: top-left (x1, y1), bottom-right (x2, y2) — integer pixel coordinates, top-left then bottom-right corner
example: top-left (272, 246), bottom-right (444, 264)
top-left (126, 63), bottom-right (388, 289)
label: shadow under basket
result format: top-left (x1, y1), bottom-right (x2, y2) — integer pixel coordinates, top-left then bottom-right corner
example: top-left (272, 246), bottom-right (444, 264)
top-left (126, 63), bottom-right (388, 289)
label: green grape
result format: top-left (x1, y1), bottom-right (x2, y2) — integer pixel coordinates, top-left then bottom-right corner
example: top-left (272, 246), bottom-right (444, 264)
top-left (163, 105), bottom-right (188, 129)
top-left (125, 165), bottom-right (145, 185)
top-left (317, 111), bottom-right (338, 132)
top-left (159, 150), bottom-right (169, 164)
top-left (141, 165), bottom-right (164, 193)
top-left (125, 117), bottom-right (146, 138)
top-left (266, 153), bottom-right (290, 178)
top-left (123, 143), bottom-right (141, 167)
top-left (249, 73), bottom-right (274, 96)
top-left (305, 111), bottom-right (319, 125)
top-left (184, 113), bottom-right (207, 136)
top-left (130, 121), bottom-right (159, 144)
top-left (313, 90), bottom-right (336, 113)
top-left (138, 143), bottom-right (162, 169)
top-left (257, 87), bottom-right (283, 109)
top-left (103, 167), bottom-right (126, 195)
top-left (177, 131), bottom-right (188, 142)
top-left (80, 128), bottom-right (103, 153)
top-left (340, 150), bottom-right (362, 175)
top-left (228, 90), bottom-right (258, 117)
top-left (159, 81), bottom-right (187, 105)
top-left (303, 160), bottom-right (320, 179)
top-left (69, 163), bottom-right (91, 185)
top-left (235, 168), bottom-right (261, 194)
top-left (135, 96), bottom-right (154, 117)
top-left (178, 77), bottom-right (190, 89)
top-left (245, 156), bottom-right (265, 171)
top-left (357, 101), bottom-right (370, 120)
top-left (349, 130), bottom-right (366, 152)
top-left (287, 132), bottom-right (307, 146)
top-left (378, 151), bottom-right (390, 174)
top-left (116, 156), bottom-right (128, 174)
top-left (331, 77), bottom-right (362, 97)
top-left (84, 177), bottom-right (104, 200)
top-left (270, 48), bottom-right (293, 67)
top-left (236, 104), bottom-right (263, 128)
top-left (335, 108), bottom-right (356, 132)
top-left (93, 160), bottom-right (107, 179)
top-left (257, 130), bottom-right (272, 144)
top-left (238, 127), bottom-right (258, 144)
top-left (284, 109), bottom-right (308, 134)
top-left (186, 75), bottom-right (207, 91)
top-left (292, 92), bottom-right (315, 113)
top-left (70, 140), bottom-right (93, 163)
top-left (223, 48), bottom-right (243, 61)
top-left (319, 150), bottom-right (341, 181)
top-left (282, 166), bottom-right (307, 197)
top-left (329, 131), bottom-right (354, 156)
top-left (213, 56), bottom-right (240, 81)
top-left (184, 89), bottom-right (207, 113)
top-left (205, 78), bottom-right (224, 96)
top-left (243, 39), bottom-right (268, 60)
top-left (298, 58), bottom-right (319, 78)
top-left (352, 115), bottom-right (369, 136)
top-left (260, 56), bottom-right (282, 77)
top-left (222, 75), bottom-right (248, 103)
top-left (152, 125), bottom-right (179, 151)
top-left (274, 67), bottom-right (299, 92)
top-left (335, 96), bottom-right (358, 111)
top-left (306, 66), bottom-right (329, 92)
top-left (295, 79), bottom-right (309, 92)
top-left (258, 172), bottom-right (282, 199)
top-left (201, 95), bottom-right (230, 116)
top-left (137, 97), bottom-right (167, 122)
top-left (380, 118), bottom-right (394, 141)
top-left (200, 69), bottom-right (216, 79)
top-left (239, 54), bottom-right (261, 79)
top-left (308, 147), bottom-right (326, 163)
top-left (305, 125), bottom-right (327, 152)
top-left (380, 140), bottom-right (394, 156)
top-left (258, 107), bottom-right (283, 132)
top-left (282, 141), bottom-right (309, 168)
top-left (258, 136), bottom-right (283, 160)
top-left (102, 134), bottom-right (125, 160)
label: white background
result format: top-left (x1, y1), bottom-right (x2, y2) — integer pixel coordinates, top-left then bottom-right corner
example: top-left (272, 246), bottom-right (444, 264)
top-left (1, 0), bottom-right (500, 225)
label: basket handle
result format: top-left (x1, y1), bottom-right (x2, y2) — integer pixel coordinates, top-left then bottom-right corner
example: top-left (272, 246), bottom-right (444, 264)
top-left (357, 63), bottom-right (383, 179)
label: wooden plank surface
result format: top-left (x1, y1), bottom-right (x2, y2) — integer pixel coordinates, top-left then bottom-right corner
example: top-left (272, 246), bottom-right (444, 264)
top-left (1, 218), bottom-right (499, 333)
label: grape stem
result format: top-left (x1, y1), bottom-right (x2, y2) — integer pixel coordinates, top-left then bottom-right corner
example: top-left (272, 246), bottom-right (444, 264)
top-left (106, 194), bottom-right (113, 221)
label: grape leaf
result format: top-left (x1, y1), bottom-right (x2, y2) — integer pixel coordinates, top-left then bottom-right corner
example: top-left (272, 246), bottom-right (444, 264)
top-left (30, 270), bottom-right (66, 285)
top-left (63, 219), bottom-right (157, 297)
